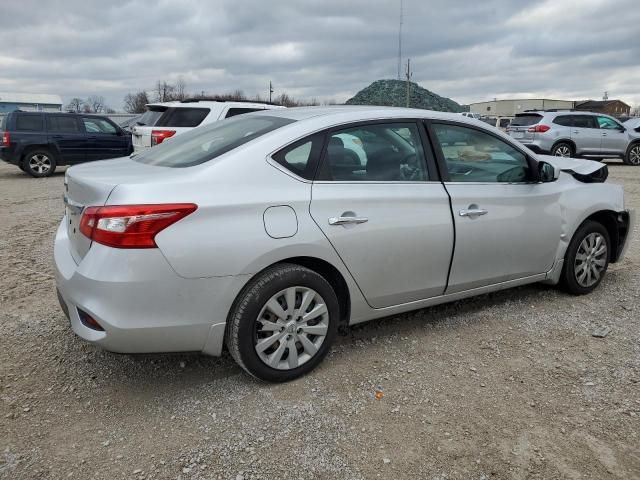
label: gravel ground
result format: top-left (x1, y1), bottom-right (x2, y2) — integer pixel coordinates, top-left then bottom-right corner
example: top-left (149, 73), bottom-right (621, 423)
top-left (1, 160), bottom-right (639, 480)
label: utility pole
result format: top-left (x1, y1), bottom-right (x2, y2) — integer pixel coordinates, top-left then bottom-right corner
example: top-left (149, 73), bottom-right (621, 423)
top-left (269, 81), bottom-right (274, 103)
top-left (405, 58), bottom-right (412, 108)
top-left (397, 0), bottom-right (403, 80)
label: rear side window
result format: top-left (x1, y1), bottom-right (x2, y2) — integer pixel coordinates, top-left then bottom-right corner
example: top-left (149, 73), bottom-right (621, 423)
top-left (15, 114), bottom-right (43, 131)
top-left (511, 114), bottom-right (541, 126)
top-left (225, 107), bottom-right (263, 119)
top-left (156, 108), bottom-right (209, 127)
top-left (133, 115), bottom-right (295, 168)
top-left (272, 133), bottom-right (324, 180)
top-left (553, 115), bottom-right (573, 127)
top-left (47, 115), bottom-right (80, 133)
top-left (573, 115), bottom-right (597, 129)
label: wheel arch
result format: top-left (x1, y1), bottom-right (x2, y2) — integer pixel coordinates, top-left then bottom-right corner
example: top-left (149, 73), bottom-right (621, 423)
top-left (580, 210), bottom-right (628, 263)
top-left (551, 138), bottom-right (576, 155)
top-left (20, 144), bottom-right (60, 166)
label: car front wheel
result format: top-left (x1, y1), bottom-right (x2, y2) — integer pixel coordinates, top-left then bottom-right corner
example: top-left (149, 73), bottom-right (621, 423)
top-left (560, 220), bottom-right (610, 295)
top-left (226, 264), bottom-right (340, 382)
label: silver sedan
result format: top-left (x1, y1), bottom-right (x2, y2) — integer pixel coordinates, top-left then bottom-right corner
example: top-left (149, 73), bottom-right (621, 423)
top-left (55, 106), bottom-right (634, 381)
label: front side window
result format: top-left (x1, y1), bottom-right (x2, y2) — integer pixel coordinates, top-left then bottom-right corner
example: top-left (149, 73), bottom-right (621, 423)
top-left (597, 116), bottom-right (621, 130)
top-left (15, 114), bottom-right (43, 131)
top-left (82, 118), bottom-right (117, 134)
top-left (431, 123), bottom-right (530, 183)
top-left (319, 123), bottom-right (428, 181)
top-left (156, 107), bottom-right (210, 127)
top-left (133, 115), bottom-right (295, 168)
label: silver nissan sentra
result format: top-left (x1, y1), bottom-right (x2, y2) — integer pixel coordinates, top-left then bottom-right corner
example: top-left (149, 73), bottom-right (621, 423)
top-left (54, 106), bottom-right (634, 382)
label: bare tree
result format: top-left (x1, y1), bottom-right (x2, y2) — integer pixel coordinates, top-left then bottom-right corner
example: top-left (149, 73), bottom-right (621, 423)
top-left (84, 95), bottom-right (106, 113)
top-left (632, 105), bottom-right (640, 117)
top-left (155, 81), bottom-right (176, 102)
top-left (175, 77), bottom-right (187, 101)
top-left (123, 91), bottom-right (150, 113)
top-left (66, 98), bottom-right (84, 112)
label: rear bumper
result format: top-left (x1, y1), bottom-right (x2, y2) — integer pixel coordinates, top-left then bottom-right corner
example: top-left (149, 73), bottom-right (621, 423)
top-left (54, 218), bottom-right (245, 356)
top-left (0, 146), bottom-right (18, 164)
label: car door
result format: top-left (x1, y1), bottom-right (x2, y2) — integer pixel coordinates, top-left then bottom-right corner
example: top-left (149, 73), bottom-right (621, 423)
top-left (46, 115), bottom-right (86, 164)
top-left (310, 121), bottom-right (454, 308)
top-left (597, 115), bottom-right (628, 156)
top-left (428, 121), bottom-right (562, 294)
top-left (81, 117), bottom-right (128, 161)
top-left (571, 115), bottom-right (601, 155)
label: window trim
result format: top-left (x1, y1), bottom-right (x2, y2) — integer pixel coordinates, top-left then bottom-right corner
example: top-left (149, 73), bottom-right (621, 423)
top-left (424, 119), bottom-right (541, 184)
top-left (314, 118), bottom-right (439, 183)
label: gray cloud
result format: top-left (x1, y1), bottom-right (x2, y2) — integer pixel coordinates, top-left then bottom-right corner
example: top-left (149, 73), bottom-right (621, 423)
top-left (1, 0), bottom-right (638, 110)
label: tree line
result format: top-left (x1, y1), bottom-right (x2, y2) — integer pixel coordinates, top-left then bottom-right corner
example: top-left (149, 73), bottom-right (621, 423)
top-left (65, 95), bottom-right (115, 114)
top-left (121, 78), bottom-right (335, 113)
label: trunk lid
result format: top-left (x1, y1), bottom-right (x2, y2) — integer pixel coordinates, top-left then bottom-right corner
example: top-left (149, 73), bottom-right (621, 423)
top-left (507, 113), bottom-right (542, 142)
top-left (63, 157), bottom-right (186, 263)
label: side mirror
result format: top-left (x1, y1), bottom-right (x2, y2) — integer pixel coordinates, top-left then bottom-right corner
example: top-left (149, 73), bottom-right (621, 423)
top-left (538, 161), bottom-right (560, 182)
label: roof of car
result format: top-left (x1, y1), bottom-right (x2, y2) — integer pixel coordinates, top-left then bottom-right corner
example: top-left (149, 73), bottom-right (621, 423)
top-left (145, 100), bottom-right (283, 109)
top-left (250, 105), bottom-right (472, 122)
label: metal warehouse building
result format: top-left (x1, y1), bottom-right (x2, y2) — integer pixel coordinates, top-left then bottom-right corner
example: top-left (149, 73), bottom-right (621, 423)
top-left (0, 92), bottom-right (63, 114)
top-left (469, 98), bottom-right (575, 117)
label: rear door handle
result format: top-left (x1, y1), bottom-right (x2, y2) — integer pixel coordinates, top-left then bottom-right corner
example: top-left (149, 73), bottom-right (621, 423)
top-left (328, 216), bottom-right (368, 226)
top-left (601, 132), bottom-right (607, 136)
top-left (459, 208), bottom-right (488, 217)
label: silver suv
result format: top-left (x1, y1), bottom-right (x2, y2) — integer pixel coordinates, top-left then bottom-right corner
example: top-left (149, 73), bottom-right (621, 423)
top-left (507, 110), bottom-right (640, 165)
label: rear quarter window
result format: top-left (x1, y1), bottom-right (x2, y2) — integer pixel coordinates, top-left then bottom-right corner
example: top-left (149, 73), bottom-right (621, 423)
top-left (156, 108), bottom-right (210, 127)
top-left (225, 107), bottom-right (263, 119)
top-left (272, 133), bottom-right (325, 180)
top-left (511, 114), bottom-right (542, 127)
top-left (15, 114), bottom-right (43, 131)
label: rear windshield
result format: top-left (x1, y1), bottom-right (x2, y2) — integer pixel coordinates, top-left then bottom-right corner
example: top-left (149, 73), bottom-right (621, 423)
top-left (133, 115), bottom-right (295, 168)
top-left (137, 107), bottom-right (166, 126)
top-left (156, 107), bottom-right (210, 127)
top-left (511, 114), bottom-right (542, 126)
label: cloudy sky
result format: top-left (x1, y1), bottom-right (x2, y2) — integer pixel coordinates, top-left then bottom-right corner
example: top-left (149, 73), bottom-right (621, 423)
top-left (1, 0), bottom-right (639, 111)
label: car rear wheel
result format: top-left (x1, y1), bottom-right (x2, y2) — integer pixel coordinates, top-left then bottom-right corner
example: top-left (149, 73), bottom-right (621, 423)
top-left (560, 220), bottom-right (610, 295)
top-left (624, 143), bottom-right (640, 166)
top-left (24, 149), bottom-right (57, 177)
top-left (551, 142), bottom-right (574, 158)
top-left (225, 263), bottom-right (339, 382)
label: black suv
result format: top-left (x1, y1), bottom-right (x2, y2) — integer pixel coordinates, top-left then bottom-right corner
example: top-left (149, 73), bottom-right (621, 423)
top-left (0, 111), bottom-right (132, 177)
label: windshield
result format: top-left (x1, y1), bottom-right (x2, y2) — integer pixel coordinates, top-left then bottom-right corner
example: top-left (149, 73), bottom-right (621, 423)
top-left (133, 115), bottom-right (295, 168)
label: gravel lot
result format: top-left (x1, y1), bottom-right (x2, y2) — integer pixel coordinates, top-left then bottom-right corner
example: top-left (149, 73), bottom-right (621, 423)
top-left (1, 160), bottom-right (639, 480)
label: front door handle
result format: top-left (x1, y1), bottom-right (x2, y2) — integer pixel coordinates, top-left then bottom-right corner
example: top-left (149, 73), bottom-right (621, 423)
top-left (459, 208), bottom-right (488, 217)
top-left (328, 216), bottom-right (368, 226)
top-left (601, 132), bottom-right (607, 136)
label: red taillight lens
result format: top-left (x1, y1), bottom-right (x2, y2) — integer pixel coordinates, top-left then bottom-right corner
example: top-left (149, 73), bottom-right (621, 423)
top-left (79, 204), bottom-right (197, 248)
top-left (527, 125), bottom-right (550, 133)
top-left (151, 130), bottom-right (176, 146)
top-left (1, 131), bottom-right (9, 146)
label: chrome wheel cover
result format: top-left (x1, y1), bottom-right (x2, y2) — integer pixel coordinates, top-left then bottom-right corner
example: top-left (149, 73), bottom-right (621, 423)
top-left (29, 154), bottom-right (51, 174)
top-left (254, 286), bottom-right (329, 370)
top-left (554, 145), bottom-right (571, 157)
top-left (574, 232), bottom-right (607, 288)
top-left (629, 145), bottom-right (640, 165)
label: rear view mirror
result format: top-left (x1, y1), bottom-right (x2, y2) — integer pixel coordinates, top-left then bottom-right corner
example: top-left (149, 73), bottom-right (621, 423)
top-left (538, 161), bottom-right (560, 182)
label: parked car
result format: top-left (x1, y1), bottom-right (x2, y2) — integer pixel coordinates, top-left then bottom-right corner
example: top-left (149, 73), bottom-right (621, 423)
top-left (506, 110), bottom-right (640, 165)
top-left (55, 107), bottom-right (634, 381)
top-left (0, 111), bottom-right (132, 177)
top-left (460, 112), bottom-right (481, 120)
top-left (118, 114), bottom-right (143, 133)
top-left (131, 100), bottom-right (285, 152)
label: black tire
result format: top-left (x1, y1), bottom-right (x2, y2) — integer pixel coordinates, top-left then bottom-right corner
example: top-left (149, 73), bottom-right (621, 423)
top-left (551, 142), bottom-right (574, 158)
top-left (225, 263), bottom-right (340, 382)
top-left (624, 142), bottom-right (640, 166)
top-left (560, 220), bottom-right (610, 295)
top-left (23, 148), bottom-right (57, 177)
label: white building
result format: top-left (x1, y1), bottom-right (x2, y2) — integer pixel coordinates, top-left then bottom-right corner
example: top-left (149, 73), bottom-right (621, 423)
top-left (469, 98), bottom-right (575, 118)
top-left (0, 92), bottom-right (63, 114)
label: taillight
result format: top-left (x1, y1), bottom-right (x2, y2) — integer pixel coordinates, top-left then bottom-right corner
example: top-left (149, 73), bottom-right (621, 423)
top-left (527, 125), bottom-right (550, 133)
top-left (1, 131), bottom-right (9, 146)
top-left (79, 204), bottom-right (197, 248)
top-left (151, 130), bottom-right (176, 146)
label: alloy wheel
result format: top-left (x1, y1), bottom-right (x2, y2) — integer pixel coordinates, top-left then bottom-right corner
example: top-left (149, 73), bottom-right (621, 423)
top-left (554, 145), bottom-right (571, 157)
top-left (254, 286), bottom-right (329, 370)
top-left (29, 154), bottom-right (52, 175)
top-left (574, 232), bottom-right (607, 288)
top-left (629, 145), bottom-right (640, 165)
